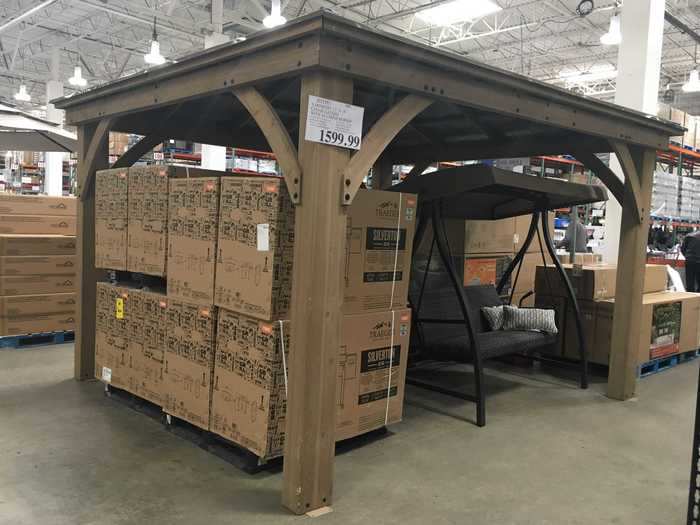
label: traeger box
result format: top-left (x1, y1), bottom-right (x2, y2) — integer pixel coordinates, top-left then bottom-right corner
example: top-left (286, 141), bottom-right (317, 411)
top-left (463, 254), bottom-right (513, 289)
top-left (0, 292), bottom-right (76, 335)
top-left (0, 194), bottom-right (76, 216)
top-left (129, 288), bottom-right (168, 406)
top-left (210, 307), bottom-right (410, 459)
top-left (167, 177), bottom-right (220, 304)
top-left (95, 282), bottom-right (133, 389)
top-left (215, 176), bottom-right (294, 320)
top-left (0, 215), bottom-right (76, 235)
top-left (215, 182), bottom-right (416, 320)
top-left (0, 235), bottom-right (76, 256)
top-left (0, 255), bottom-right (76, 276)
top-left (95, 168), bottom-right (128, 270)
top-left (0, 275), bottom-right (75, 296)
top-left (127, 166), bottom-right (169, 276)
top-left (163, 299), bottom-right (217, 429)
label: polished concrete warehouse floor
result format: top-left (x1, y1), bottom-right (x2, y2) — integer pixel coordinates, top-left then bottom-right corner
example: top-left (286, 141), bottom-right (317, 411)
top-left (0, 344), bottom-right (694, 524)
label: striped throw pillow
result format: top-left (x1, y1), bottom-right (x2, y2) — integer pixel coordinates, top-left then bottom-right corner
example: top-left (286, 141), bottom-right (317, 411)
top-left (502, 305), bottom-right (558, 334)
top-left (481, 305), bottom-right (505, 331)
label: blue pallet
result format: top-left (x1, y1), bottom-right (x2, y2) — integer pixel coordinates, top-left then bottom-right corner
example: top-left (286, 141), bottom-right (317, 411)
top-left (638, 349), bottom-right (700, 378)
top-left (0, 330), bottom-right (74, 349)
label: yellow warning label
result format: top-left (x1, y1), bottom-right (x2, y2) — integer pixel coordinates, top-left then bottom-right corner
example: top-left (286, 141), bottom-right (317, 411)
top-left (115, 298), bottom-right (124, 319)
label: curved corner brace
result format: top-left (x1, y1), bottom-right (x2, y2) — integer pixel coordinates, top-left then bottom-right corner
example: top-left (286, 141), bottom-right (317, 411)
top-left (569, 147), bottom-right (625, 207)
top-left (610, 140), bottom-right (644, 224)
top-left (78, 116), bottom-right (115, 201)
top-left (342, 94), bottom-right (433, 205)
top-left (112, 135), bottom-right (166, 170)
top-left (233, 86), bottom-right (302, 204)
top-left (403, 160), bottom-right (432, 182)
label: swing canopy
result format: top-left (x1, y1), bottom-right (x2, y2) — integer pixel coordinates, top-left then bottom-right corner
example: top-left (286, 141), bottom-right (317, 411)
top-left (391, 165), bottom-right (608, 218)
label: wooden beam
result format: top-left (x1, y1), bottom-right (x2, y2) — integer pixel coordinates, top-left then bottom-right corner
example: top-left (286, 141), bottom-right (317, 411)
top-left (569, 147), bottom-right (625, 206)
top-left (342, 94), bottom-right (432, 204)
top-left (607, 146), bottom-right (656, 400)
top-left (234, 86), bottom-right (303, 203)
top-left (112, 134), bottom-right (165, 169)
top-left (282, 71), bottom-right (352, 515)
top-left (610, 140), bottom-right (644, 224)
top-left (403, 160), bottom-right (432, 180)
top-left (78, 117), bottom-right (114, 199)
top-left (373, 156), bottom-right (393, 189)
top-left (74, 122), bottom-right (109, 380)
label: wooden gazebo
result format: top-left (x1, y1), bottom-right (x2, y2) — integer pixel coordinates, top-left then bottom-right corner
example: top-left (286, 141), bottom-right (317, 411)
top-left (54, 10), bottom-right (682, 515)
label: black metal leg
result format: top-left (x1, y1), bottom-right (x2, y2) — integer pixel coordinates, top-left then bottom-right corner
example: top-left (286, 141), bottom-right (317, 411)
top-left (497, 211), bottom-right (540, 296)
top-left (541, 212), bottom-right (589, 389)
top-left (432, 203), bottom-right (486, 427)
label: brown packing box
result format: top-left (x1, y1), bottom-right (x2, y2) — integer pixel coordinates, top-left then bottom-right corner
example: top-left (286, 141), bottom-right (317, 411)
top-left (557, 253), bottom-right (603, 265)
top-left (127, 166), bottom-right (169, 277)
top-left (95, 168), bottom-right (129, 270)
top-left (511, 252), bottom-right (553, 299)
top-left (464, 217), bottom-right (515, 254)
top-left (0, 194), bottom-right (77, 216)
top-left (0, 255), bottom-right (76, 276)
top-left (95, 283), bottom-right (133, 389)
top-left (0, 312), bottom-right (75, 336)
top-left (463, 253), bottom-right (513, 289)
top-left (210, 307), bottom-right (411, 459)
top-left (215, 182), bottom-right (417, 320)
top-left (563, 299), bottom-right (608, 365)
top-left (167, 177), bottom-right (221, 304)
top-left (534, 294), bottom-right (566, 356)
top-left (0, 235), bottom-right (76, 256)
top-left (0, 215), bottom-right (76, 235)
top-left (129, 288), bottom-right (168, 406)
top-left (0, 275), bottom-right (75, 296)
top-left (514, 212), bottom-right (555, 254)
top-left (534, 264), bottom-right (667, 300)
top-left (163, 299), bottom-right (217, 429)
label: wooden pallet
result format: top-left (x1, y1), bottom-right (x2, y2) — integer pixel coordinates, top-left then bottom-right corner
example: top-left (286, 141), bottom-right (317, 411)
top-left (0, 330), bottom-right (75, 349)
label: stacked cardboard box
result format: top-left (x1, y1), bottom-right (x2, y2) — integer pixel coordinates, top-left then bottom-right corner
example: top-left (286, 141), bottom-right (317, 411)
top-left (534, 264), bottom-right (670, 365)
top-left (210, 178), bottom-right (416, 458)
top-left (127, 166), bottom-right (169, 276)
top-left (0, 195), bottom-right (77, 336)
top-left (95, 168), bottom-right (128, 270)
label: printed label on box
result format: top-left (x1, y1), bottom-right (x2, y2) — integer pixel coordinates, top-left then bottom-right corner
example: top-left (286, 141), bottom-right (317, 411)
top-left (102, 366), bottom-right (112, 383)
top-left (115, 298), bottom-right (124, 319)
top-left (650, 301), bottom-right (681, 360)
top-left (256, 224), bottom-right (270, 251)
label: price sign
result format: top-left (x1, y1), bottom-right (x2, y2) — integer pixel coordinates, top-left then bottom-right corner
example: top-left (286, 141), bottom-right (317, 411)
top-left (153, 152), bottom-right (164, 160)
top-left (304, 95), bottom-right (364, 150)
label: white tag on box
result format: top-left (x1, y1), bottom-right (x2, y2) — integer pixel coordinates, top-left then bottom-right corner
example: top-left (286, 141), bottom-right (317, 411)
top-left (101, 366), bottom-right (112, 383)
top-left (257, 224), bottom-right (270, 251)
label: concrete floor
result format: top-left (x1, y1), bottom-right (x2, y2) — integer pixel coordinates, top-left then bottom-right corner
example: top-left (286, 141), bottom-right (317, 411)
top-left (0, 344), bottom-right (694, 525)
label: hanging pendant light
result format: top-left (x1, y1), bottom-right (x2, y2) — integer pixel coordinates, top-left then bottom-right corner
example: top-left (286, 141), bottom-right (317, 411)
top-left (144, 17), bottom-right (166, 65)
top-left (683, 44), bottom-right (700, 93)
top-left (600, 14), bottom-right (622, 46)
top-left (14, 83), bottom-right (31, 102)
top-left (68, 65), bottom-right (87, 87)
top-left (263, 0), bottom-right (286, 28)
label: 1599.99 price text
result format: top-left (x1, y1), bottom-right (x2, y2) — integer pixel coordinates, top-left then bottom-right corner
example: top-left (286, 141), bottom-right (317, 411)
top-left (318, 129), bottom-right (361, 149)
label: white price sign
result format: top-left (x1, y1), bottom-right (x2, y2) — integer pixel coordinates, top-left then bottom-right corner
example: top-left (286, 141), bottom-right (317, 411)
top-left (153, 152), bottom-right (164, 160)
top-left (304, 95), bottom-right (364, 150)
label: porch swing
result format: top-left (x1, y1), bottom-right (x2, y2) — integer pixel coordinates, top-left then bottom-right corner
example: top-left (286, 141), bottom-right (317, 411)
top-left (390, 165), bottom-right (608, 427)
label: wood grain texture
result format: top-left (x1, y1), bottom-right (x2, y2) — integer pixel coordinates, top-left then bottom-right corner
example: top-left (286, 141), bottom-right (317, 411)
top-left (611, 140), bottom-right (644, 224)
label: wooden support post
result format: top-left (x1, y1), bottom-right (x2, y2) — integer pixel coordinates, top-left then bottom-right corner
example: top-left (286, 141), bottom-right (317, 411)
top-left (607, 146), bottom-right (655, 400)
top-left (374, 156), bottom-right (393, 189)
top-left (281, 71), bottom-right (352, 514)
top-left (74, 121), bottom-right (110, 380)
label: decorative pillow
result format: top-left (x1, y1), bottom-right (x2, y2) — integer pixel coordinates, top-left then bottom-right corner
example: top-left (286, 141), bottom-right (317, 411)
top-left (502, 305), bottom-right (558, 334)
top-left (481, 305), bottom-right (505, 331)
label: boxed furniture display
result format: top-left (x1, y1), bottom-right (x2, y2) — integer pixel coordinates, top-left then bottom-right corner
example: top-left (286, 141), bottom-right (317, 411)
top-left (209, 307), bottom-right (411, 459)
top-left (95, 282), bottom-right (132, 390)
top-left (167, 176), bottom-right (221, 304)
top-left (215, 180), bottom-right (416, 320)
top-left (0, 194), bottom-right (77, 216)
top-left (162, 299), bottom-right (217, 429)
top-left (95, 168), bottom-right (129, 270)
top-left (0, 275), bottom-right (75, 296)
top-left (0, 235), bottom-right (76, 256)
top-left (0, 215), bottom-right (76, 235)
top-left (127, 166), bottom-right (169, 277)
top-left (0, 255), bottom-right (75, 275)
top-left (0, 292), bottom-right (76, 335)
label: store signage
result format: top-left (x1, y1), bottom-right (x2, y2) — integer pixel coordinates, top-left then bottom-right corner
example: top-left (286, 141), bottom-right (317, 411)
top-left (304, 95), bottom-right (364, 150)
top-left (153, 152), bottom-right (164, 160)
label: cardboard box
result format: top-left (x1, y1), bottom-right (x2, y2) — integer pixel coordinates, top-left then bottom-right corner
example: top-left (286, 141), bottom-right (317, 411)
top-left (0, 194), bottom-right (76, 216)
top-left (127, 166), bottom-right (169, 276)
top-left (95, 168), bottom-right (128, 270)
top-left (511, 252), bottom-right (553, 298)
top-left (0, 255), bottom-right (76, 276)
top-left (0, 215), bottom-right (76, 235)
top-left (514, 212), bottom-right (555, 254)
top-left (534, 294), bottom-right (566, 356)
top-left (0, 275), bottom-right (75, 296)
top-left (210, 307), bottom-right (411, 459)
top-left (463, 254), bottom-right (513, 289)
top-left (129, 288), bottom-right (167, 406)
top-left (644, 264), bottom-right (668, 294)
top-left (0, 312), bottom-right (75, 336)
top-left (563, 299), bottom-right (607, 365)
top-left (0, 235), bottom-right (76, 256)
top-left (95, 283), bottom-right (133, 389)
top-left (464, 217), bottom-right (515, 254)
top-left (215, 182), bottom-right (416, 320)
top-left (162, 299), bottom-right (217, 429)
top-left (167, 177), bottom-right (220, 304)
top-left (557, 253), bottom-right (602, 265)
top-left (0, 292), bottom-right (75, 317)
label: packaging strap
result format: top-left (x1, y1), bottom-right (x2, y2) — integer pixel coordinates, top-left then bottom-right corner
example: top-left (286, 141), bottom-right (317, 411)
top-left (385, 309), bottom-right (395, 425)
top-left (278, 319), bottom-right (288, 398)
top-left (389, 193), bottom-right (403, 309)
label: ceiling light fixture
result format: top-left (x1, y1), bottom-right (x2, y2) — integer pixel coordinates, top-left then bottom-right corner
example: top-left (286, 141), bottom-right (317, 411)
top-left (600, 14), bottom-right (622, 45)
top-left (559, 64), bottom-right (617, 83)
top-left (68, 65), bottom-right (87, 87)
top-left (144, 17), bottom-right (166, 65)
top-left (416, 0), bottom-right (502, 26)
top-left (683, 69), bottom-right (700, 93)
top-left (263, 0), bottom-right (286, 28)
top-left (14, 84), bottom-right (31, 102)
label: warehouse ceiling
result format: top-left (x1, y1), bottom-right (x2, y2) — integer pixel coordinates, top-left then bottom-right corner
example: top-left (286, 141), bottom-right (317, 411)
top-left (2, 0), bottom-right (700, 117)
